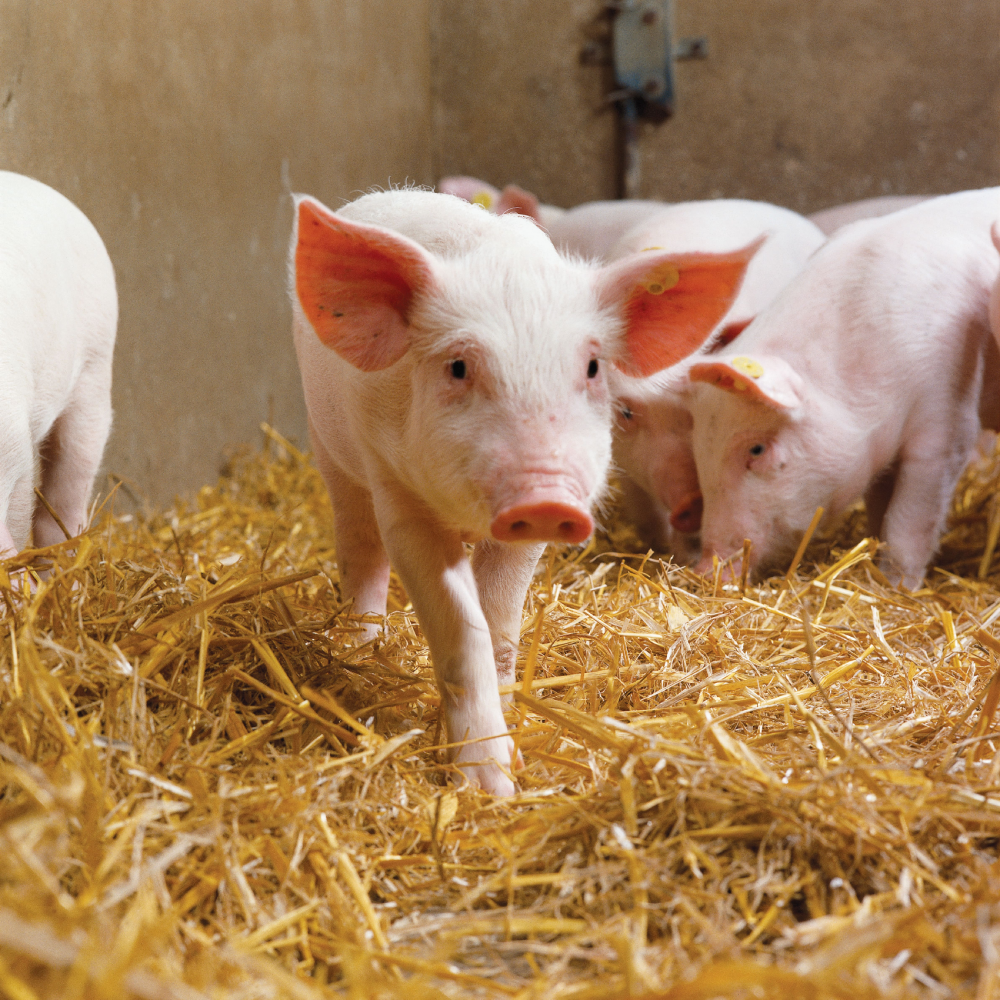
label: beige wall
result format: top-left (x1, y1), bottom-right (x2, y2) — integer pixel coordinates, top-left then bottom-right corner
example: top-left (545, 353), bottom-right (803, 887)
top-left (0, 1), bottom-right (433, 505)
top-left (1, 1), bottom-right (996, 503)
top-left (433, 1), bottom-right (1000, 211)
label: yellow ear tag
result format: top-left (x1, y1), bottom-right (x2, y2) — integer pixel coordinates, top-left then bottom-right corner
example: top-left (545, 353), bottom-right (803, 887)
top-left (640, 246), bottom-right (664, 252)
top-left (640, 262), bottom-right (681, 295)
top-left (731, 356), bottom-right (764, 379)
top-left (472, 191), bottom-right (493, 209)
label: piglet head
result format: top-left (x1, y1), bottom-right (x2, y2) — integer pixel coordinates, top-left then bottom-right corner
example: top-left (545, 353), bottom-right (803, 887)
top-left (687, 353), bottom-right (824, 578)
top-left (293, 194), bottom-right (759, 548)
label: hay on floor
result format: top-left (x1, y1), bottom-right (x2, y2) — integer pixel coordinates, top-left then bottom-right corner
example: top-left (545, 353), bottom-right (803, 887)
top-left (0, 422), bottom-right (998, 1000)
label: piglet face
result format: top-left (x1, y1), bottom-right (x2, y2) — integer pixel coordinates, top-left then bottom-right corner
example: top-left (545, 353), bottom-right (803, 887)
top-left (613, 383), bottom-right (702, 542)
top-left (688, 355), bottom-right (829, 577)
top-left (402, 265), bottom-right (619, 542)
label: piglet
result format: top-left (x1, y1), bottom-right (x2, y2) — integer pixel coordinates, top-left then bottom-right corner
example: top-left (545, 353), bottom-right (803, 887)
top-left (437, 176), bottom-right (566, 228)
top-left (688, 188), bottom-right (1000, 589)
top-left (0, 172), bottom-right (117, 559)
top-left (808, 195), bottom-right (931, 237)
top-left (547, 200), bottom-right (671, 260)
top-left (991, 221), bottom-right (1000, 346)
top-left (438, 178), bottom-right (669, 260)
top-left (608, 200), bottom-right (825, 558)
top-left (290, 189), bottom-right (756, 793)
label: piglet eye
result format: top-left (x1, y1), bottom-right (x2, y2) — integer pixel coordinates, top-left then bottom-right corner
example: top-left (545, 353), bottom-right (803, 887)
top-left (621, 406), bottom-right (633, 421)
top-left (587, 358), bottom-right (599, 378)
top-left (450, 359), bottom-right (467, 380)
top-left (749, 443), bottom-right (766, 457)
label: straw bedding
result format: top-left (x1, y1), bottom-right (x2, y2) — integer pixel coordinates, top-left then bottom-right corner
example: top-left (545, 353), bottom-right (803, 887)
top-left (1, 422), bottom-right (998, 999)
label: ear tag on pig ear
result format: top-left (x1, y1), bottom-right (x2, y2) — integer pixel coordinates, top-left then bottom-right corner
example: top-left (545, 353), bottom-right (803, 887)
top-left (639, 262), bottom-right (681, 296)
top-left (731, 356), bottom-right (764, 379)
top-left (472, 191), bottom-right (493, 209)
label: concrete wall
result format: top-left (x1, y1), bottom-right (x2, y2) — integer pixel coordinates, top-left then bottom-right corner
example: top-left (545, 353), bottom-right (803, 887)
top-left (1, 1), bottom-right (996, 504)
top-left (433, 0), bottom-right (1000, 211)
top-left (0, 1), bottom-right (433, 505)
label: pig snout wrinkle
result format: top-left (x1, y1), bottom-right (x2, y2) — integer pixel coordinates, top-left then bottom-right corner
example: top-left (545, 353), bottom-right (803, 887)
top-left (490, 502), bottom-right (594, 544)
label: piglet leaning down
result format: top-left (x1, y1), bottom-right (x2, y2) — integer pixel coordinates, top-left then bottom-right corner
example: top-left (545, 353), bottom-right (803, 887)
top-left (0, 171), bottom-right (117, 559)
top-left (689, 187), bottom-right (1000, 590)
top-left (290, 190), bottom-right (757, 794)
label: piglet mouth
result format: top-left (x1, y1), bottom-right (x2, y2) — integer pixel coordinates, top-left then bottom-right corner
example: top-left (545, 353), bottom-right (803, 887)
top-left (695, 546), bottom-right (748, 581)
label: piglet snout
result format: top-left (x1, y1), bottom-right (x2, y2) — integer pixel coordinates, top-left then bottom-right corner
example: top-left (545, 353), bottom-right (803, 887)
top-left (695, 551), bottom-right (742, 582)
top-left (491, 501), bottom-right (594, 544)
top-left (669, 491), bottom-right (703, 534)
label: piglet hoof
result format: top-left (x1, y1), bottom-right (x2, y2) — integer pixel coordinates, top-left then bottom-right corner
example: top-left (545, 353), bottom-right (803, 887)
top-left (453, 734), bottom-right (518, 796)
top-left (462, 762), bottom-right (517, 797)
top-left (877, 551), bottom-right (924, 592)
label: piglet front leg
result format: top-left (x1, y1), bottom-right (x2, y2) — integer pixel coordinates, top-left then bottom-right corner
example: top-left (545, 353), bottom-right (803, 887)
top-left (0, 522), bottom-right (16, 559)
top-left (373, 484), bottom-right (517, 796)
top-left (472, 538), bottom-right (545, 693)
top-left (879, 426), bottom-right (977, 589)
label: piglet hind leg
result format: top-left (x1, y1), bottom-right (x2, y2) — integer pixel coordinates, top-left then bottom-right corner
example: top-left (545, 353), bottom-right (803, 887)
top-left (310, 426), bottom-right (391, 641)
top-left (35, 364), bottom-right (113, 550)
top-left (374, 488), bottom-right (516, 796)
top-left (878, 440), bottom-right (972, 590)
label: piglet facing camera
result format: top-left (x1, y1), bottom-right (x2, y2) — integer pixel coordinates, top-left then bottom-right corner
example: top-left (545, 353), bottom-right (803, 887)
top-left (290, 188), bottom-right (756, 795)
top-left (0, 172), bottom-right (117, 560)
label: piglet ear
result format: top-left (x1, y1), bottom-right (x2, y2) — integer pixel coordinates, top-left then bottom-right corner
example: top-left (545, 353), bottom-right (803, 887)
top-left (597, 237), bottom-right (764, 378)
top-left (495, 184), bottom-right (543, 225)
top-left (688, 355), bottom-right (803, 411)
top-left (293, 196), bottom-right (436, 372)
top-left (438, 176), bottom-right (500, 210)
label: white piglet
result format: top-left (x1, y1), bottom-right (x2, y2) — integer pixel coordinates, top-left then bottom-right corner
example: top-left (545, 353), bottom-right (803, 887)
top-left (0, 171), bottom-right (117, 558)
top-left (808, 195), bottom-right (931, 237)
top-left (290, 189), bottom-right (756, 794)
top-left (687, 188), bottom-right (1000, 589)
top-left (991, 221), bottom-right (1000, 347)
top-left (608, 200), bottom-right (825, 558)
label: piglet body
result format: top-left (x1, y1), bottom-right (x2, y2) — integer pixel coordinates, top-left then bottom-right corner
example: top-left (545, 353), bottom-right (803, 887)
top-left (437, 176), bottom-right (566, 228)
top-left (437, 178), bottom-right (666, 259)
top-left (689, 187), bottom-right (1000, 588)
top-left (808, 195), bottom-right (932, 236)
top-left (547, 201), bottom-right (670, 260)
top-left (0, 172), bottom-right (117, 558)
top-left (608, 200), bottom-right (825, 558)
top-left (291, 189), bottom-right (756, 793)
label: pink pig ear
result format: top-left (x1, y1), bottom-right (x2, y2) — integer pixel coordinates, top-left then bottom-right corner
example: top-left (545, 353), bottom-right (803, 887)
top-left (688, 355), bottom-right (803, 411)
top-left (495, 184), bottom-right (543, 225)
top-left (293, 196), bottom-right (436, 372)
top-left (597, 237), bottom-right (765, 378)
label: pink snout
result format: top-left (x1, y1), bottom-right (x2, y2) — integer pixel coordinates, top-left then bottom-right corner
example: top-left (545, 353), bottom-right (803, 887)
top-left (669, 491), bottom-right (703, 534)
top-left (491, 501), bottom-right (594, 544)
top-left (695, 551), bottom-right (742, 581)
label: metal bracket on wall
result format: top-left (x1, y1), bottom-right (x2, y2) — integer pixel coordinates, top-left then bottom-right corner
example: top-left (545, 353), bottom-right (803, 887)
top-left (607, 0), bottom-right (708, 198)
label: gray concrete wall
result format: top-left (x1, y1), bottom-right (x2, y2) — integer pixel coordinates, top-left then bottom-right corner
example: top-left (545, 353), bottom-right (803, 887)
top-left (432, 0), bottom-right (1000, 211)
top-left (0, 1), bottom-right (433, 505)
